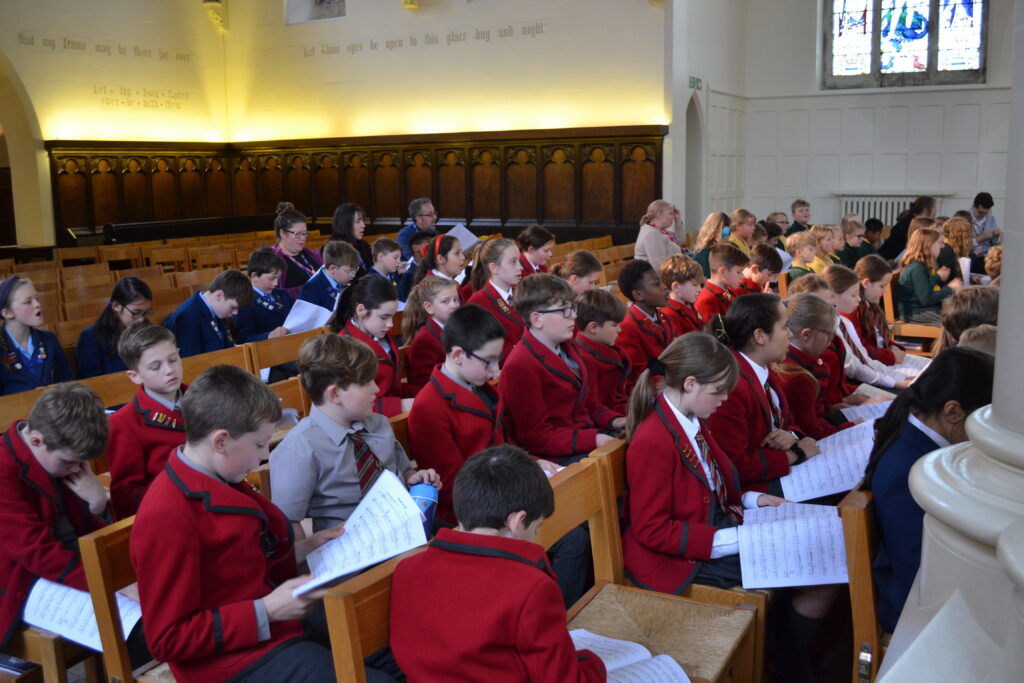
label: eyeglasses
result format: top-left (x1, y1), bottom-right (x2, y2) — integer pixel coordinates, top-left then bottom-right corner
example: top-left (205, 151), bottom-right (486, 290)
top-left (417, 212), bottom-right (438, 218)
top-left (466, 350), bottom-right (500, 370)
top-left (536, 305), bottom-right (577, 319)
top-left (284, 229), bottom-right (310, 238)
top-left (125, 306), bottom-right (154, 320)
top-left (777, 219), bottom-right (790, 224)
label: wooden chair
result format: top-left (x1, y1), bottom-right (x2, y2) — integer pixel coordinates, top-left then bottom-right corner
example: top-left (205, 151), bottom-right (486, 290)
top-left (54, 317), bottom-right (94, 350)
top-left (35, 290), bottom-right (62, 324)
top-left (61, 274), bottom-right (114, 293)
top-left (839, 489), bottom-right (888, 683)
top-left (171, 268), bottom-right (219, 290)
top-left (245, 463), bottom-right (272, 498)
top-left (182, 345), bottom-right (254, 383)
top-left (60, 263), bottom-right (110, 282)
top-left (111, 265), bottom-right (166, 284)
top-left (146, 247), bottom-right (190, 273)
top-left (0, 257), bottom-right (14, 275)
top-left (587, 438), bottom-right (772, 683)
top-left (882, 271), bottom-right (940, 357)
top-left (62, 298), bottom-right (110, 323)
top-left (99, 245), bottom-right (144, 269)
top-left (19, 269), bottom-right (59, 287)
top-left (233, 248), bottom-right (254, 269)
top-left (270, 376), bottom-right (311, 417)
top-left (596, 247), bottom-right (617, 265)
top-left (777, 272), bottom-right (789, 298)
top-left (247, 328), bottom-right (325, 371)
top-left (150, 286), bottom-right (192, 308)
top-left (78, 370), bottom-right (137, 409)
top-left (56, 246), bottom-right (100, 266)
top-left (0, 387), bottom-right (45, 423)
top-left (189, 248), bottom-right (236, 271)
top-left (388, 412), bottom-right (411, 457)
top-left (61, 282), bottom-right (116, 305)
top-left (15, 261), bottom-right (59, 274)
top-left (78, 517), bottom-right (174, 683)
top-left (150, 303), bottom-right (180, 326)
top-left (2, 627), bottom-right (102, 683)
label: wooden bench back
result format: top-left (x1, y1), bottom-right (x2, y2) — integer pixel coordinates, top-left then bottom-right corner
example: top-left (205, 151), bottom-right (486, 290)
top-left (248, 327), bottom-right (326, 370)
top-left (839, 489), bottom-right (885, 683)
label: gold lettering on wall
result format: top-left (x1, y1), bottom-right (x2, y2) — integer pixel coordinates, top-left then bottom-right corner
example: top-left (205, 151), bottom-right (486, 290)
top-left (296, 21), bottom-right (548, 59)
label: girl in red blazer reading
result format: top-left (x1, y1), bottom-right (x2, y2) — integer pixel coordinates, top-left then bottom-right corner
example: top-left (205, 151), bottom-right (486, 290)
top-left (849, 254), bottom-right (906, 365)
top-left (330, 274), bottom-right (417, 416)
top-left (623, 333), bottom-right (838, 681)
top-left (517, 223), bottom-right (555, 276)
top-left (659, 253), bottom-right (706, 337)
top-left (616, 259), bottom-right (673, 391)
top-left (552, 249), bottom-right (603, 296)
top-left (705, 294), bottom-right (820, 494)
top-left (401, 276), bottom-right (460, 392)
top-left (775, 293), bottom-right (857, 439)
top-left (466, 237), bottom-right (526, 364)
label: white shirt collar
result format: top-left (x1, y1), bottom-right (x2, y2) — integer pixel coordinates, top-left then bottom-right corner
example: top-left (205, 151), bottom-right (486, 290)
top-left (430, 268), bottom-right (454, 281)
top-left (491, 281), bottom-right (512, 303)
top-left (431, 316), bottom-right (445, 329)
top-left (663, 395), bottom-right (702, 444)
top-left (739, 351), bottom-right (770, 386)
top-left (630, 303), bottom-right (657, 323)
top-left (908, 414), bottom-right (952, 449)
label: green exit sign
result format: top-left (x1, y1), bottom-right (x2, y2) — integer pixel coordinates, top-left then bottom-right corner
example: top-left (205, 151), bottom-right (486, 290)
top-left (689, 76), bottom-right (702, 90)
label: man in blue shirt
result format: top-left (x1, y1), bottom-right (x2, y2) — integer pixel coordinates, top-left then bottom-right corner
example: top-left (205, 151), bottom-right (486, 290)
top-left (396, 197), bottom-right (439, 259)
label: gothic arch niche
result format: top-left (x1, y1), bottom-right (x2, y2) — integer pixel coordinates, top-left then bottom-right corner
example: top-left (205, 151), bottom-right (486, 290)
top-left (684, 92), bottom-right (705, 236)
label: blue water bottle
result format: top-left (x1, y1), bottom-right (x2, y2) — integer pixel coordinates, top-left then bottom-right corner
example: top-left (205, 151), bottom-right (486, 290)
top-left (408, 483), bottom-right (439, 538)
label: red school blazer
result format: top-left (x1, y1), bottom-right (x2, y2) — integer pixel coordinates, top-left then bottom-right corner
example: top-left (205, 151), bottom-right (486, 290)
top-left (694, 281), bottom-right (736, 325)
top-left (843, 303), bottom-right (901, 366)
top-left (408, 367), bottom-right (505, 524)
top-left (467, 282), bottom-right (525, 365)
top-left (822, 334), bottom-right (856, 406)
top-left (705, 350), bottom-right (798, 491)
top-left (341, 321), bottom-right (418, 417)
top-left (519, 252), bottom-right (547, 276)
top-left (107, 384), bottom-right (188, 518)
top-left (574, 331), bottom-right (631, 414)
top-left (617, 304), bottom-right (673, 391)
top-left (405, 317), bottom-right (445, 393)
top-left (0, 422), bottom-right (110, 648)
top-left (622, 396), bottom-right (744, 594)
top-left (499, 330), bottom-right (621, 459)
top-left (660, 298), bottom-right (704, 337)
top-left (776, 347), bottom-right (854, 439)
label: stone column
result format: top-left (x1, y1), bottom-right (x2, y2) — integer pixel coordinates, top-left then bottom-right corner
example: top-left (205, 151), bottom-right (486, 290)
top-left (997, 521), bottom-right (1024, 682)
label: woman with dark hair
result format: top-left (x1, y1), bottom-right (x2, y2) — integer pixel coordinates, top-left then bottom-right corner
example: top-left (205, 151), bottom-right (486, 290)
top-left (863, 348), bottom-right (994, 632)
top-left (878, 195), bottom-right (936, 261)
top-left (271, 202), bottom-right (323, 297)
top-left (75, 276), bottom-right (154, 378)
top-left (330, 202), bottom-right (373, 276)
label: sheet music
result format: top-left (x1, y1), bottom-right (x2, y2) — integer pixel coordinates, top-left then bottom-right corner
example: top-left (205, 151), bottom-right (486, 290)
top-left (852, 384), bottom-right (896, 401)
top-left (24, 578), bottom-right (143, 652)
top-left (742, 503), bottom-right (836, 526)
top-left (780, 445), bottom-right (872, 502)
top-left (892, 354), bottom-right (931, 378)
top-left (282, 298), bottom-right (332, 334)
top-left (818, 418), bottom-right (876, 451)
top-left (609, 655), bottom-right (692, 682)
top-left (737, 513), bottom-right (848, 589)
top-left (841, 401), bottom-right (892, 422)
top-left (294, 470), bottom-right (426, 596)
top-left (446, 223), bottom-right (479, 252)
top-left (569, 629), bottom-right (651, 671)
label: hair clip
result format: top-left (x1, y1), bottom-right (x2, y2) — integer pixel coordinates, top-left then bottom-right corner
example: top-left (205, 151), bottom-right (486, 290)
top-left (647, 356), bottom-right (667, 378)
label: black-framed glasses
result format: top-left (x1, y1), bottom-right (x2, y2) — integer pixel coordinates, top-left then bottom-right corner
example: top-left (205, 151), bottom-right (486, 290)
top-left (466, 350), bottom-right (499, 370)
top-left (417, 212), bottom-right (438, 218)
top-left (284, 229), bottom-right (310, 238)
top-left (536, 305), bottom-right (577, 319)
top-left (125, 306), bottom-right (154, 320)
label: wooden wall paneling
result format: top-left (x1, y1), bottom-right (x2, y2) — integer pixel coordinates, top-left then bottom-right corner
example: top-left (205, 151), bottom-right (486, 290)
top-left (372, 151), bottom-right (402, 225)
top-left (403, 150), bottom-right (433, 212)
top-left (286, 154), bottom-right (313, 216)
top-left (541, 145), bottom-right (576, 225)
top-left (89, 158), bottom-right (120, 228)
top-left (205, 157), bottom-right (230, 217)
top-left (314, 152), bottom-right (341, 220)
top-left (620, 143), bottom-right (657, 227)
top-left (342, 151), bottom-right (371, 217)
top-left (258, 155), bottom-right (285, 214)
top-left (469, 147), bottom-right (501, 228)
top-left (121, 157), bottom-right (151, 223)
top-left (178, 157), bottom-right (206, 218)
top-left (232, 157), bottom-right (259, 216)
top-left (56, 157), bottom-right (90, 230)
top-left (436, 149), bottom-right (467, 222)
top-left (151, 157), bottom-right (179, 221)
top-left (505, 146), bottom-right (538, 226)
top-left (580, 144), bottom-right (616, 226)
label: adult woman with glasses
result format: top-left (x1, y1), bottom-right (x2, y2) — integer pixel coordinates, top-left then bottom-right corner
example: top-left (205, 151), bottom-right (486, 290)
top-left (75, 276), bottom-right (154, 378)
top-left (271, 201), bottom-right (323, 298)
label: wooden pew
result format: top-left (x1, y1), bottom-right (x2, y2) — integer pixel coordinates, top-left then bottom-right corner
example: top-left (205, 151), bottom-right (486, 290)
top-left (1, 627), bottom-right (102, 683)
top-left (0, 387), bottom-right (46, 423)
top-left (182, 345), bottom-right (254, 383)
top-left (270, 376), bottom-right (311, 417)
top-left (882, 270), bottom-right (940, 357)
top-left (246, 327), bottom-right (326, 371)
top-left (388, 412), bottom-right (411, 460)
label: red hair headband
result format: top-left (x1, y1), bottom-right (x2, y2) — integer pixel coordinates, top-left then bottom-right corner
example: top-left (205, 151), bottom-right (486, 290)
top-left (421, 233), bottom-right (446, 260)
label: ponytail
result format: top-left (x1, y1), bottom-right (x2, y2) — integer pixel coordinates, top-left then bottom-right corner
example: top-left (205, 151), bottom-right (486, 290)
top-left (402, 276), bottom-right (458, 340)
top-left (716, 293), bottom-right (783, 351)
top-left (412, 234), bottom-right (459, 286)
top-left (550, 250), bottom-right (602, 282)
top-left (328, 274), bottom-right (397, 333)
top-left (469, 238), bottom-right (517, 292)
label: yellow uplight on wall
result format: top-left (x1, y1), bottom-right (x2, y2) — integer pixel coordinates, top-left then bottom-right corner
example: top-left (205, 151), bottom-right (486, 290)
top-left (45, 110), bottom-right (225, 143)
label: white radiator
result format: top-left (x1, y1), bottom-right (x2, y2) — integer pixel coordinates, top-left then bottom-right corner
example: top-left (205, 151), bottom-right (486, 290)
top-left (837, 195), bottom-right (919, 226)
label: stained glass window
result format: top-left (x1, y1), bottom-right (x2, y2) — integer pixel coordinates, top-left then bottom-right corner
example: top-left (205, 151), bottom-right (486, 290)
top-left (825, 0), bottom-right (986, 88)
top-left (938, 0), bottom-right (983, 70)
top-left (832, 0), bottom-right (874, 76)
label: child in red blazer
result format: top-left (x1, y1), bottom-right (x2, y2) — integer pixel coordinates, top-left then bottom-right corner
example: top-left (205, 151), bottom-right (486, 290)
top-left (695, 244), bottom-right (748, 322)
top-left (466, 237), bottom-right (526, 365)
top-left (775, 293), bottom-right (857, 439)
top-left (705, 293), bottom-right (820, 494)
top-left (131, 366), bottom-right (400, 683)
top-left (517, 223), bottom-right (554, 276)
top-left (659, 253), bottom-right (705, 337)
top-left (390, 445), bottom-right (606, 682)
top-left (574, 288), bottom-right (631, 414)
top-left (401, 276), bottom-right (460, 392)
top-left (849, 254), bottom-right (906, 365)
top-left (331, 274), bottom-right (418, 416)
top-left (616, 259), bottom-right (673, 391)
top-left (0, 383), bottom-right (113, 650)
top-left (106, 324), bottom-right (187, 518)
top-left (500, 274), bottom-right (624, 464)
top-left (623, 334), bottom-right (837, 680)
top-left (737, 244), bottom-right (783, 296)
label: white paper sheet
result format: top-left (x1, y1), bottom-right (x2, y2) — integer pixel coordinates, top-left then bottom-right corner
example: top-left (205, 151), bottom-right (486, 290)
top-left (569, 629), bottom-right (652, 671)
top-left (780, 445), bottom-right (872, 502)
top-left (742, 503), bottom-right (836, 526)
top-left (24, 578), bottom-right (143, 652)
top-left (852, 384), bottom-right (897, 401)
top-left (737, 512), bottom-right (848, 589)
top-left (841, 401), bottom-right (893, 422)
top-left (608, 655), bottom-right (692, 683)
top-left (282, 298), bottom-right (333, 334)
top-left (445, 223), bottom-right (479, 252)
top-left (293, 470), bottom-right (426, 596)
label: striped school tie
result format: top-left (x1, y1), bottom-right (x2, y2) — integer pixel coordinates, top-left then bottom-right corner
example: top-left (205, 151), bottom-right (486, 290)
top-left (764, 380), bottom-right (783, 430)
top-left (695, 433), bottom-right (743, 524)
top-left (350, 429), bottom-right (384, 495)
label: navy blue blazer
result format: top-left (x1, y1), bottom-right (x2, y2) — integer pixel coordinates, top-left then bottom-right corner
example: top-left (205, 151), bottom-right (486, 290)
top-left (398, 262), bottom-right (416, 302)
top-left (75, 324), bottom-right (127, 379)
top-left (163, 292), bottom-right (233, 358)
top-left (871, 420), bottom-right (942, 633)
top-left (297, 269), bottom-right (343, 312)
top-left (233, 288), bottom-right (293, 343)
top-left (368, 267), bottom-right (402, 299)
top-left (0, 328), bottom-right (72, 395)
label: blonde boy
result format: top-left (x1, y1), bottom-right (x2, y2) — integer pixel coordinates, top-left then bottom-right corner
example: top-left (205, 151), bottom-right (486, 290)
top-left (786, 231), bottom-right (819, 283)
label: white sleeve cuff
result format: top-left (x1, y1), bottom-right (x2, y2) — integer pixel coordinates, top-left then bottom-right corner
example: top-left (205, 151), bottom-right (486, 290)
top-left (741, 491), bottom-right (763, 509)
top-left (710, 527), bottom-right (739, 559)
